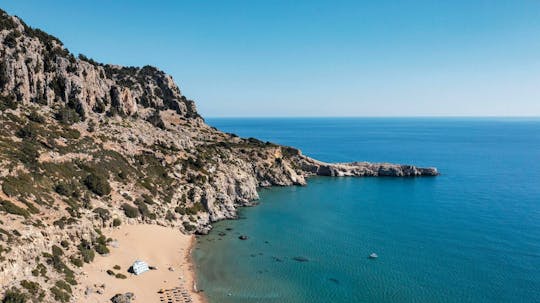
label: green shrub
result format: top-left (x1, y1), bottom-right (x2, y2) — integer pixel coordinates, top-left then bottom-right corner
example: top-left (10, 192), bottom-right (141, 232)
top-left (27, 111), bottom-right (45, 123)
top-left (87, 120), bottom-right (97, 132)
top-left (141, 193), bottom-right (154, 204)
top-left (84, 173), bottom-right (111, 196)
top-left (60, 240), bottom-right (69, 248)
top-left (118, 170), bottom-right (130, 180)
top-left (0, 200), bottom-right (30, 218)
top-left (78, 241), bottom-right (95, 263)
top-left (16, 124), bottom-right (38, 140)
top-left (31, 263), bottom-right (47, 277)
top-left (2, 177), bottom-right (25, 197)
top-left (53, 217), bottom-right (67, 229)
top-left (115, 273), bottom-right (127, 279)
top-left (95, 243), bottom-right (109, 255)
top-left (134, 199), bottom-right (151, 218)
top-left (64, 276), bottom-right (77, 286)
top-left (55, 107), bottom-right (80, 125)
top-left (106, 269), bottom-right (115, 276)
top-left (112, 218), bottom-right (122, 227)
top-left (2, 287), bottom-right (27, 303)
top-left (55, 280), bottom-right (71, 294)
top-left (0, 95), bottom-right (18, 111)
top-left (20, 199), bottom-right (39, 214)
top-left (52, 245), bottom-right (63, 256)
top-left (165, 210), bottom-right (174, 221)
top-left (50, 286), bottom-right (70, 303)
top-left (54, 182), bottom-right (78, 197)
top-left (121, 203), bottom-right (139, 218)
top-left (174, 207), bottom-right (186, 215)
top-left (69, 256), bottom-right (83, 268)
top-left (4, 30), bottom-right (21, 48)
top-left (60, 128), bottom-right (81, 140)
top-left (93, 207), bottom-right (110, 222)
top-left (183, 222), bottom-right (195, 232)
top-left (54, 183), bottom-right (71, 196)
top-left (20, 280), bottom-right (41, 295)
top-left (113, 265), bottom-right (121, 270)
top-left (16, 142), bottom-right (39, 166)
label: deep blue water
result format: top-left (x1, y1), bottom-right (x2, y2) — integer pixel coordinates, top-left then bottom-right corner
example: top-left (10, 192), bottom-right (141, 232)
top-left (194, 118), bottom-right (540, 303)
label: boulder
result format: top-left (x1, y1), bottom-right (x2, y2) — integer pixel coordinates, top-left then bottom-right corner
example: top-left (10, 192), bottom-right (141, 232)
top-left (111, 292), bottom-right (135, 303)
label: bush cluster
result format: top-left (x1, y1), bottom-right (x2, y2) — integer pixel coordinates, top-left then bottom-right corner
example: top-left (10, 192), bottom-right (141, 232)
top-left (54, 106), bottom-right (80, 125)
top-left (78, 240), bottom-right (95, 263)
top-left (0, 199), bottom-right (30, 218)
top-left (54, 182), bottom-right (80, 198)
top-left (84, 173), bottom-right (111, 196)
top-left (20, 280), bottom-right (41, 296)
top-left (93, 207), bottom-right (110, 222)
top-left (27, 111), bottom-right (45, 123)
top-left (1, 287), bottom-right (27, 303)
top-left (0, 95), bottom-right (17, 111)
top-left (122, 203), bottom-right (139, 218)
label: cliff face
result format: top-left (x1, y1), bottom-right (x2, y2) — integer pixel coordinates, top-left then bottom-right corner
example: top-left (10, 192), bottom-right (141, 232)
top-left (0, 10), bottom-right (199, 120)
top-left (0, 10), bottom-right (437, 302)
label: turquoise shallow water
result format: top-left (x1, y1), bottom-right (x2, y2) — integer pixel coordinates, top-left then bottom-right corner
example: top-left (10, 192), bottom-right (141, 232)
top-left (194, 118), bottom-right (540, 303)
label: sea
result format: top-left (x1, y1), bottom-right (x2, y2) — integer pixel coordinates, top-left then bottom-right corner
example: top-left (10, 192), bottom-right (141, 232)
top-left (193, 118), bottom-right (540, 303)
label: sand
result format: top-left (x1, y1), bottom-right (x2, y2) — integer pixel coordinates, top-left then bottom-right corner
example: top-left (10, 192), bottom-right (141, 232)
top-left (77, 224), bottom-right (206, 303)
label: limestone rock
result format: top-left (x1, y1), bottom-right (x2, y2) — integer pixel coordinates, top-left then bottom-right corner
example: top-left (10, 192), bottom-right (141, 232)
top-left (110, 292), bottom-right (135, 303)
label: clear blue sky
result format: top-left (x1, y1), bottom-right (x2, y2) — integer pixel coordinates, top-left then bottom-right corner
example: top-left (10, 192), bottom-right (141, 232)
top-left (3, 1), bottom-right (540, 117)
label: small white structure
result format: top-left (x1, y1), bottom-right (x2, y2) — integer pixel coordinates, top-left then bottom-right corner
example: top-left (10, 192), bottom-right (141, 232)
top-left (131, 260), bottom-right (150, 275)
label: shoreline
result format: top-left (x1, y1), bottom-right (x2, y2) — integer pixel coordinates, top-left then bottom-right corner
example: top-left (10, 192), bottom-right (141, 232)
top-left (76, 224), bottom-right (207, 303)
top-left (187, 234), bottom-right (208, 303)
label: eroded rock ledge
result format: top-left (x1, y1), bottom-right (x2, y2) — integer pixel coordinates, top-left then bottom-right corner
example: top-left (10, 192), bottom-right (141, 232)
top-left (301, 157), bottom-right (439, 177)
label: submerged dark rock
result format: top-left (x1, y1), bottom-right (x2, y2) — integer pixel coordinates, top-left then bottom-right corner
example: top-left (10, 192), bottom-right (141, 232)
top-left (239, 235), bottom-right (249, 240)
top-left (292, 256), bottom-right (309, 262)
top-left (328, 278), bottom-right (340, 284)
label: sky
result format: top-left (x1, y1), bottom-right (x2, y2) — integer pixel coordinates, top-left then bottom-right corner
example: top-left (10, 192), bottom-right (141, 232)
top-left (2, 0), bottom-right (540, 117)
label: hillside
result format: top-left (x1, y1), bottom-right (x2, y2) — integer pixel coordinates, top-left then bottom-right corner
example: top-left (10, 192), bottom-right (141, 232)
top-left (0, 9), bottom-right (437, 302)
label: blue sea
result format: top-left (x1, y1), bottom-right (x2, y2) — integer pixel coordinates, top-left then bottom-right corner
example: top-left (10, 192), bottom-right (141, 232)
top-left (194, 118), bottom-right (540, 303)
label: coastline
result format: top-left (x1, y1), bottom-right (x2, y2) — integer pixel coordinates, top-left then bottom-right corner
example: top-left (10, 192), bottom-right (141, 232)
top-left (76, 224), bottom-right (207, 303)
top-left (187, 234), bottom-right (208, 303)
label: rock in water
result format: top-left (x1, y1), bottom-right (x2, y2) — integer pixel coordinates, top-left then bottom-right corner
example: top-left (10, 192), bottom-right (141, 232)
top-left (292, 256), bottom-right (309, 262)
top-left (239, 235), bottom-right (249, 240)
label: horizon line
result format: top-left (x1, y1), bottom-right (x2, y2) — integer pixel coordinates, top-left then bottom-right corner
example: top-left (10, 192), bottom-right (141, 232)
top-left (204, 115), bottom-right (540, 119)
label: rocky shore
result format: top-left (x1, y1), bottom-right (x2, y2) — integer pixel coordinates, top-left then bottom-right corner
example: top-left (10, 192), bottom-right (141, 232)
top-left (0, 9), bottom-right (437, 302)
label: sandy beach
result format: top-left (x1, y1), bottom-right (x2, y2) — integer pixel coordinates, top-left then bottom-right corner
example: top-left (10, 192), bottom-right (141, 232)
top-left (77, 224), bottom-right (206, 303)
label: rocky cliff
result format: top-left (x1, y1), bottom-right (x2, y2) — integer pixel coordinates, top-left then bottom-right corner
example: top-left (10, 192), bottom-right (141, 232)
top-left (0, 9), bottom-right (437, 302)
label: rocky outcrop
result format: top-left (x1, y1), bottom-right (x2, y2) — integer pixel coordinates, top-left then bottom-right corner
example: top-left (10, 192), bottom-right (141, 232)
top-left (299, 157), bottom-right (438, 177)
top-left (111, 292), bottom-right (135, 303)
